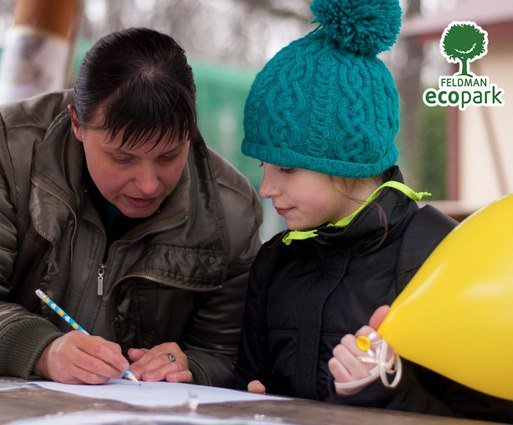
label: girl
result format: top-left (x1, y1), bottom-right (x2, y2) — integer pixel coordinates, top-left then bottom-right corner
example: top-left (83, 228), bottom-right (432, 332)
top-left (234, 0), bottom-right (513, 421)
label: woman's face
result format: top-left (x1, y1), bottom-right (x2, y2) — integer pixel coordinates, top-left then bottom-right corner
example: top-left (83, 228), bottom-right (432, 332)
top-left (71, 107), bottom-right (190, 218)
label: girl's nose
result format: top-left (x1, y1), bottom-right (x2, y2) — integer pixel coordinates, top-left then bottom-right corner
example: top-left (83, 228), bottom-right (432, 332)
top-left (259, 172), bottom-right (279, 199)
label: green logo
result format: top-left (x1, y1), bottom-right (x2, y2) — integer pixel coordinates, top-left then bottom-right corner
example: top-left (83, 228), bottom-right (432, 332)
top-left (423, 21), bottom-right (504, 110)
top-left (441, 21), bottom-right (487, 77)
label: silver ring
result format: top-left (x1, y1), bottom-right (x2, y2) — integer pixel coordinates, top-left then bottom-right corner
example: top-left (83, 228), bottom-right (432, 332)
top-left (167, 353), bottom-right (176, 363)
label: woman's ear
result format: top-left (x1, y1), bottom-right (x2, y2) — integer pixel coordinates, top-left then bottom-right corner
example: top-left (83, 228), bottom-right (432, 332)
top-left (68, 105), bottom-right (84, 142)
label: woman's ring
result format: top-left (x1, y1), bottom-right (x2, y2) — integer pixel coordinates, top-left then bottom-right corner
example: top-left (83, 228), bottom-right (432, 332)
top-left (167, 353), bottom-right (176, 363)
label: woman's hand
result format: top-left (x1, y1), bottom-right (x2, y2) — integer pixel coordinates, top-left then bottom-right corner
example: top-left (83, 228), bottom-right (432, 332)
top-left (128, 342), bottom-right (192, 383)
top-left (33, 331), bottom-right (128, 384)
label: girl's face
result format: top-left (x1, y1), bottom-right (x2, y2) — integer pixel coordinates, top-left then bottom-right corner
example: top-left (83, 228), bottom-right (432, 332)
top-left (71, 107), bottom-right (190, 218)
top-left (259, 163), bottom-right (358, 230)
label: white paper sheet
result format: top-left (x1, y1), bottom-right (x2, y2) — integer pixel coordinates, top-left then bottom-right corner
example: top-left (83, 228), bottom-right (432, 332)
top-left (28, 379), bottom-right (285, 408)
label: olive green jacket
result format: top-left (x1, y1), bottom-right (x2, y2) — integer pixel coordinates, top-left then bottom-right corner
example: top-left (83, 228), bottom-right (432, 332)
top-left (0, 91), bottom-right (262, 386)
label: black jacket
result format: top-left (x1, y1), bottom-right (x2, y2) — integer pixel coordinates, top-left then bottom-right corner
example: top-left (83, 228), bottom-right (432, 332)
top-left (235, 167), bottom-right (513, 423)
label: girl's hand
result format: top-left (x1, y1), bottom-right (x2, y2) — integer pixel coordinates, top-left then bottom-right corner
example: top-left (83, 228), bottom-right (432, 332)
top-left (328, 306), bottom-right (392, 395)
top-left (247, 379), bottom-right (266, 394)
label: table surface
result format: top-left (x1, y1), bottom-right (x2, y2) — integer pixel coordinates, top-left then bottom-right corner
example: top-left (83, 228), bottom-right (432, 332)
top-left (0, 378), bottom-right (499, 425)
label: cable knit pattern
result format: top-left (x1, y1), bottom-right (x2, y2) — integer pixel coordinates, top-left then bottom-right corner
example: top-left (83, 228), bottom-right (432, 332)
top-left (241, 0), bottom-right (402, 178)
top-left (306, 38), bottom-right (334, 160)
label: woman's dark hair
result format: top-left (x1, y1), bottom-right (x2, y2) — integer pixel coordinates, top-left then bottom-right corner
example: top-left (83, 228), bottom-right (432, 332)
top-left (74, 27), bottom-right (198, 148)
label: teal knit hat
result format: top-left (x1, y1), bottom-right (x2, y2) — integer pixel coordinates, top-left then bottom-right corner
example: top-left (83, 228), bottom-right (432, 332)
top-left (242, 0), bottom-right (402, 178)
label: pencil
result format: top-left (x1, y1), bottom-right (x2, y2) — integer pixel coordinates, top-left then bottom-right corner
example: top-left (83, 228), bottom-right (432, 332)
top-left (35, 289), bottom-right (140, 384)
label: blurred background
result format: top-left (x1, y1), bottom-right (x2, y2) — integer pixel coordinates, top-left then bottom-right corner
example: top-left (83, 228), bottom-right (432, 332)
top-left (0, 0), bottom-right (511, 239)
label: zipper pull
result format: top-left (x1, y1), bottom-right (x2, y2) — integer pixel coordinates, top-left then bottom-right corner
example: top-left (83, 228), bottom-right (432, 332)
top-left (97, 264), bottom-right (106, 296)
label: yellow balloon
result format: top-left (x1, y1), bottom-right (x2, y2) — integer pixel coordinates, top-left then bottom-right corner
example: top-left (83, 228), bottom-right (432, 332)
top-left (378, 194), bottom-right (513, 400)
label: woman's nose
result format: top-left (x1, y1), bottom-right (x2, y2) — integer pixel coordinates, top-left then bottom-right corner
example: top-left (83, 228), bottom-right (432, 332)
top-left (134, 165), bottom-right (160, 196)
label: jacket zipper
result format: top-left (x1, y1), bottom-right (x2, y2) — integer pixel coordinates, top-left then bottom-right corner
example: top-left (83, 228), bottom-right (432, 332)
top-left (97, 239), bottom-right (111, 296)
top-left (97, 264), bottom-right (107, 296)
top-left (96, 216), bottom-right (189, 297)
top-left (114, 272), bottom-right (223, 292)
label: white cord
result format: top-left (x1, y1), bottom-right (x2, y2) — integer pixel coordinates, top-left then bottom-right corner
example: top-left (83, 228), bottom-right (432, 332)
top-left (377, 339), bottom-right (402, 388)
top-left (334, 339), bottom-right (402, 390)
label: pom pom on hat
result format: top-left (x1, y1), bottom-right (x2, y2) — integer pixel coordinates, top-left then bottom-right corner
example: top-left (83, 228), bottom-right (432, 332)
top-left (241, 0), bottom-right (402, 179)
top-left (310, 0), bottom-right (402, 55)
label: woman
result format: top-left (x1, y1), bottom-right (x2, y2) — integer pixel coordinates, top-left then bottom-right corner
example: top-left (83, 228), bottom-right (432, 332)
top-left (0, 27), bottom-right (262, 386)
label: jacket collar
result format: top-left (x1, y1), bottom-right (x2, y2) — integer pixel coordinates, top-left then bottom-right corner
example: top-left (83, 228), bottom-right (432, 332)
top-left (310, 167), bottom-right (421, 253)
top-left (7, 90), bottom-right (232, 292)
top-left (28, 105), bottom-right (229, 288)
top-left (31, 110), bottom-right (87, 209)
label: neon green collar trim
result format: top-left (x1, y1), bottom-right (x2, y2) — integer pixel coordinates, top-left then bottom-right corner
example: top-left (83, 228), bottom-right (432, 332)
top-left (282, 181), bottom-right (431, 246)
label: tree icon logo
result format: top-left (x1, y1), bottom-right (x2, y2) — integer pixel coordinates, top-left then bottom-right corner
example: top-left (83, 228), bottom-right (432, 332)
top-left (423, 21), bottom-right (503, 109)
top-left (440, 21), bottom-right (488, 77)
